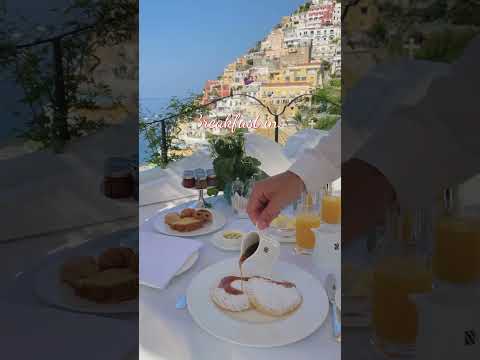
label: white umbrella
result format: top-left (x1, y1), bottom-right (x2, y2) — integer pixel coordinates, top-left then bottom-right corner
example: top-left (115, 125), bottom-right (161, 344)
top-left (244, 133), bottom-right (292, 176)
top-left (283, 128), bottom-right (328, 161)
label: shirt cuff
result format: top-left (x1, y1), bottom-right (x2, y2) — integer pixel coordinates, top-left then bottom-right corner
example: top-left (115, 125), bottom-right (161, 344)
top-left (289, 149), bottom-right (339, 193)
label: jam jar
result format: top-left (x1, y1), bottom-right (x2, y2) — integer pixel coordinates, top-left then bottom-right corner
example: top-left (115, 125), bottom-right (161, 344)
top-left (206, 168), bottom-right (217, 187)
top-left (182, 170), bottom-right (195, 188)
top-left (103, 157), bottom-right (133, 199)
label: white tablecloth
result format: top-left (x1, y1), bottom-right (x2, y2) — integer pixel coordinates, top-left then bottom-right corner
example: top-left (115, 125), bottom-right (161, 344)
top-left (139, 197), bottom-right (341, 360)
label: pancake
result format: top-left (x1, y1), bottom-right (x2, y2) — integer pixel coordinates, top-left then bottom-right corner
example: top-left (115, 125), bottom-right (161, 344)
top-left (245, 276), bottom-right (302, 317)
top-left (211, 276), bottom-right (251, 312)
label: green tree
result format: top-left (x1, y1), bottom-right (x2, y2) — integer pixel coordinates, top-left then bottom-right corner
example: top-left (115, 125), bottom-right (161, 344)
top-left (140, 94), bottom-right (209, 168)
top-left (295, 78), bottom-right (340, 130)
top-left (0, 0), bottom-right (137, 152)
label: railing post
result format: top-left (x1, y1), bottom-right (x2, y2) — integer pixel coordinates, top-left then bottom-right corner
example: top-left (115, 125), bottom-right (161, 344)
top-left (274, 114), bottom-right (279, 143)
top-left (52, 37), bottom-right (70, 152)
top-left (160, 119), bottom-right (168, 166)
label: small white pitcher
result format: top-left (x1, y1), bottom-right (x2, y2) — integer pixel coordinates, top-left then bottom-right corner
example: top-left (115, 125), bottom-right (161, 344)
top-left (240, 232), bottom-right (280, 278)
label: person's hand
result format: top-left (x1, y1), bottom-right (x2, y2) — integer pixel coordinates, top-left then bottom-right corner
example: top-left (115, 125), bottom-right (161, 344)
top-left (247, 171), bottom-right (305, 229)
top-left (342, 159), bottom-right (396, 243)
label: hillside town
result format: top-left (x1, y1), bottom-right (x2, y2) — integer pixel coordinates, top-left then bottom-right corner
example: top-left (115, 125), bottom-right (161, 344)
top-left (179, 0), bottom-right (341, 146)
top-left (342, 0), bottom-right (480, 91)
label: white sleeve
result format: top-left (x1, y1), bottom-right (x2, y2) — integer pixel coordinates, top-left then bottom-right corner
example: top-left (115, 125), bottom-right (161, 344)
top-left (289, 120), bottom-right (341, 193)
top-left (356, 36), bottom-right (480, 209)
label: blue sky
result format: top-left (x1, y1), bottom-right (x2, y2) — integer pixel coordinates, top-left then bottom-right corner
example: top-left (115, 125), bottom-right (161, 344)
top-left (140, 0), bottom-right (306, 100)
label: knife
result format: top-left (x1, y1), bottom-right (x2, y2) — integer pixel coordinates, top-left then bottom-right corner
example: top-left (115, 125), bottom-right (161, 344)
top-left (325, 273), bottom-right (341, 341)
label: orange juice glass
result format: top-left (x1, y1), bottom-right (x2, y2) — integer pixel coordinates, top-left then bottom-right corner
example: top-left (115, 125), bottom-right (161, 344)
top-left (372, 256), bottom-right (432, 356)
top-left (295, 192), bottom-right (321, 254)
top-left (433, 216), bottom-right (480, 284)
top-left (371, 206), bottom-right (433, 357)
top-left (322, 194), bottom-right (341, 224)
top-left (296, 213), bottom-right (321, 252)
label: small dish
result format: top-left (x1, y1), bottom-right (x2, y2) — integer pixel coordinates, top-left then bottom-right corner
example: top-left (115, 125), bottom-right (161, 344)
top-left (211, 230), bottom-right (245, 251)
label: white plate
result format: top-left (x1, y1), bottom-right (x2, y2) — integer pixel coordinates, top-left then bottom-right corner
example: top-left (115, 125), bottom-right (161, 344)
top-left (187, 258), bottom-right (329, 347)
top-left (34, 262), bottom-right (138, 314)
top-left (210, 231), bottom-right (245, 251)
top-left (153, 209), bottom-right (227, 237)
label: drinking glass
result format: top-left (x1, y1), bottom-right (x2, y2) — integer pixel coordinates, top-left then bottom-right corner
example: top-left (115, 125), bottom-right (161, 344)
top-left (294, 192), bottom-right (321, 255)
top-left (321, 185), bottom-right (341, 224)
top-left (371, 204), bottom-right (433, 358)
top-left (432, 189), bottom-right (480, 285)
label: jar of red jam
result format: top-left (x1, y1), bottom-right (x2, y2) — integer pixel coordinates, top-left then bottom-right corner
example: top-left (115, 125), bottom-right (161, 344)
top-left (182, 170), bottom-right (195, 188)
top-left (103, 157), bottom-right (133, 199)
top-left (206, 169), bottom-right (216, 187)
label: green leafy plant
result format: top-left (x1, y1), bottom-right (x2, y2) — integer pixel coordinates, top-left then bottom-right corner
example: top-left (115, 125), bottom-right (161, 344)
top-left (0, 0), bottom-right (137, 151)
top-left (207, 130), bottom-right (262, 191)
top-left (314, 114), bottom-right (339, 130)
top-left (139, 94), bottom-right (208, 168)
top-left (294, 78), bottom-right (340, 130)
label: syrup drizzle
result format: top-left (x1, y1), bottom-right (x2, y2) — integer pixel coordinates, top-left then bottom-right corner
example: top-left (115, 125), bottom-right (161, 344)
top-left (219, 239), bottom-right (296, 296)
top-left (239, 241), bottom-right (259, 292)
top-left (217, 276), bottom-right (250, 295)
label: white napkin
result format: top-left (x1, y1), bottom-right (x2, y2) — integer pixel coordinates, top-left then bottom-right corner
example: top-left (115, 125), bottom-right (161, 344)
top-left (0, 303), bottom-right (137, 359)
top-left (139, 231), bottom-right (203, 289)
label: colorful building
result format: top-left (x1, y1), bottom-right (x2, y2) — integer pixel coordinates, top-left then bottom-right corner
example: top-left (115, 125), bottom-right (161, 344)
top-left (307, 1), bottom-right (335, 25)
top-left (202, 80), bottom-right (231, 104)
top-left (259, 82), bottom-right (313, 117)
